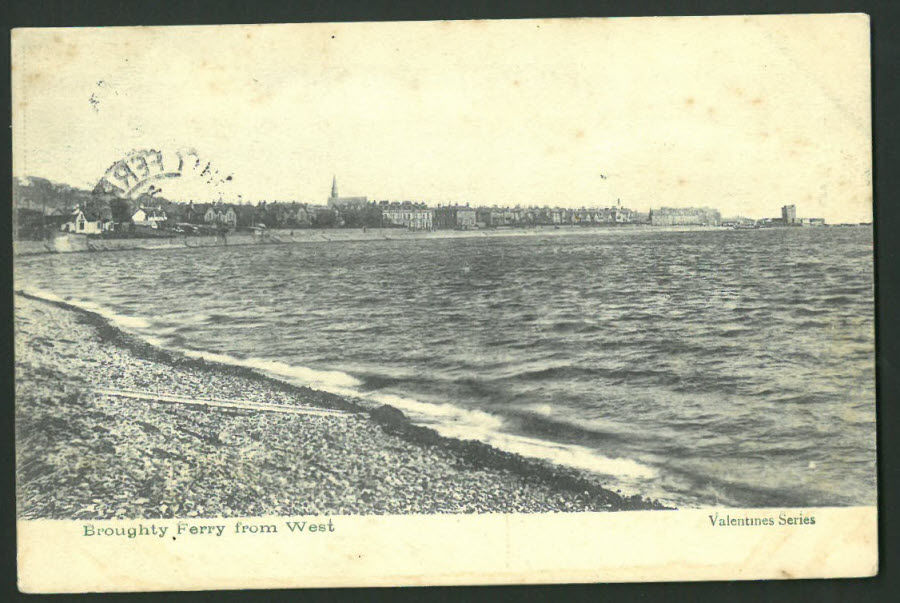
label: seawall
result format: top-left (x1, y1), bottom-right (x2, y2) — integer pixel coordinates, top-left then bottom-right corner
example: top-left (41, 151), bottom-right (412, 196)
top-left (13, 225), bottom-right (721, 256)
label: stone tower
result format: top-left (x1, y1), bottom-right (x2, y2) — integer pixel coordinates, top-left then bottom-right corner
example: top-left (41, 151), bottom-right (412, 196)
top-left (781, 204), bottom-right (797, 224)
top-left (331, 176), bottom-right (338, 199)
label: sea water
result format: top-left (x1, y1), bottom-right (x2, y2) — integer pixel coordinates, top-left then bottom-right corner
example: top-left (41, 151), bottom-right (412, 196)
top-left (15, 227), bottom-right (876, 508)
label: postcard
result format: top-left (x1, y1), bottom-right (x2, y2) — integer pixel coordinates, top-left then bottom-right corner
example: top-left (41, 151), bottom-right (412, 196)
top-left (12, 14), bottom-right (875, 592)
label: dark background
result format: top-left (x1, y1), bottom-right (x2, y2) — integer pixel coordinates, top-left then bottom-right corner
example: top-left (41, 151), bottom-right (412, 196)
top-left (2, 0), bottom-right (897, 600)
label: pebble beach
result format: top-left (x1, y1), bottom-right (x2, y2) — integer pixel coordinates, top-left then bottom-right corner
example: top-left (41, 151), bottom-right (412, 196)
top-left (15, 292), bottom-right (667, 520)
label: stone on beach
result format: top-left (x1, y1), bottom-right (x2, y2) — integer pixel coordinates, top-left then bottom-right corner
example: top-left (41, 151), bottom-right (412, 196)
top-left (15, 293), bottom-right (667, 519)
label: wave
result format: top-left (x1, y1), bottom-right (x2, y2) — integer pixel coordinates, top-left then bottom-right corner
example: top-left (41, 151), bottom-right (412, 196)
top-left (820, 295), bottom-right (857, 305)
top-left (373, 393), bottom-right (658, 480)
top-left (546, 321), bottom-right (604, 334)
top-left (791, 306), bottom-right (831, 317)
top-left (179, 349), bottom-right (365, 393)
top-left (20, 287), bottom-right (152, 330)
top-left (183, 354), bottom-right (661, 487)
top-left (16, 287), bottom-right (661, 494)
top-left (506, 364), bottom-right (679, 386)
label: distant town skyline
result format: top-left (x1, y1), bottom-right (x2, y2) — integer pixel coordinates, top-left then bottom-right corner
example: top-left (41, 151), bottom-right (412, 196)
top-left (13, 17), bottom-right (871, 222)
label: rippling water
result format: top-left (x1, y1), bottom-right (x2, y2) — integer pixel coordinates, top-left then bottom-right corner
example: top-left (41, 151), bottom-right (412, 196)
top-left (15, 227), bottom-right (876, 507)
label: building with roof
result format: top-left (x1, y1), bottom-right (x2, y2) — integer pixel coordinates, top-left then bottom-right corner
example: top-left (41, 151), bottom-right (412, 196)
top-left (132, 207), bottom-right (168, 229)
top-left (326, 176), bottom-right (368, 210)
top-left (649, 207), bottom-right (721, 226)
top-left (759, 205), bottom-right (825, 227)
top-left (782, 204), bottom-right (797, 225)
top-left (61, 206), bottom-right (112, 235)
top-left (433, 205), bottom-right (477, 229)
top-left (381, 202), bottom-right (433, 230)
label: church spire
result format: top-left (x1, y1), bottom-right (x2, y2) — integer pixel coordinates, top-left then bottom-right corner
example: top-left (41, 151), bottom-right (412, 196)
top-left (331, 175), bottom-right (338, 199)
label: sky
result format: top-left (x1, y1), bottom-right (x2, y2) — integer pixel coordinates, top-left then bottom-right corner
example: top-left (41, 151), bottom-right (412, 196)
top-left (12, 15), bottom-right (872, 222)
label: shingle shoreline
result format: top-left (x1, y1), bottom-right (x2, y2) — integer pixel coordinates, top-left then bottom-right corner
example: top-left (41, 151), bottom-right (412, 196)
top-left (15, 291), bottom-right (670, 519)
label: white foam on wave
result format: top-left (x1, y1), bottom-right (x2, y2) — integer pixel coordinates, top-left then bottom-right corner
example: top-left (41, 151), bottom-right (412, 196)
top-left (19, 287), bottom-right (66, 304)
top-left (20, 287), bottom-right (359, 394)
top-left (479, 431), bottom-right (657, 480)
top-left (73, 299), bottom-right (152, 329)
top-left (368, 392), bottom-right (506, 432)
top-left (147, 336), bottom-right (660, 484)
top-left (20, 288), bottom-right (151, 329)
top-left (179, 349), bottom-right (363, 393)
top-left (18, 285), bottom-right (659, 486)
top-left (365, 393), bottom-right (657, 481)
